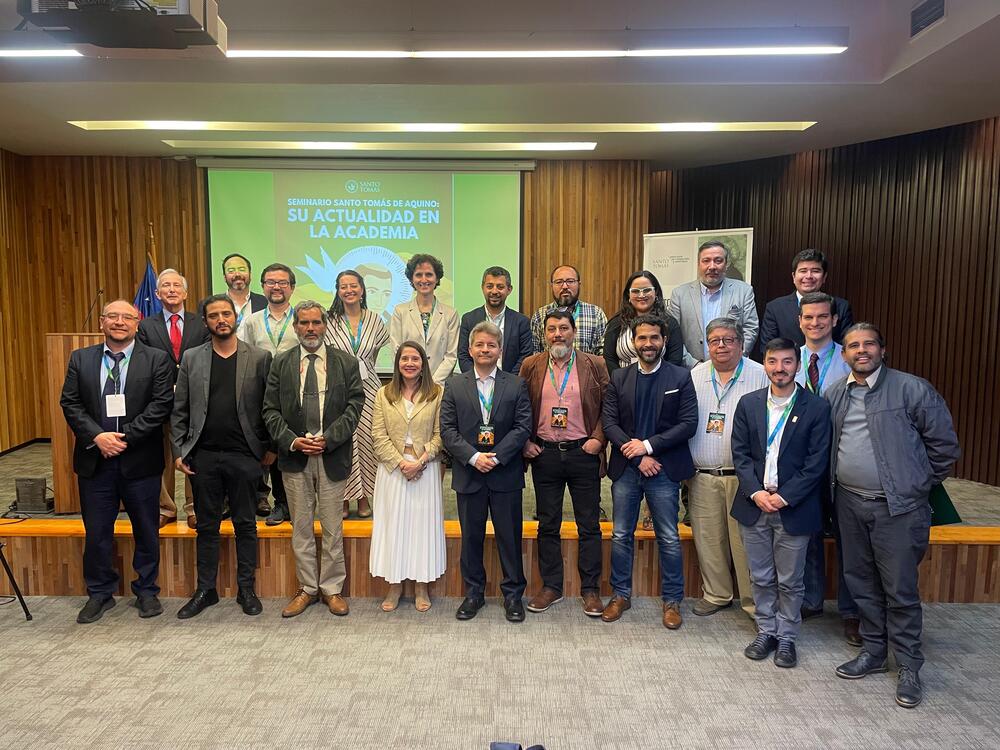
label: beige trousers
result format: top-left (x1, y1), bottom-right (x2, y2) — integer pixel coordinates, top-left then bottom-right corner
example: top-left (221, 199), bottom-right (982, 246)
top-left (159, 425), bottom-right (193, 518)
top-left (687, 472), bottom-right (754, 615)
top-left (283, 455), bottom-right (347, 597)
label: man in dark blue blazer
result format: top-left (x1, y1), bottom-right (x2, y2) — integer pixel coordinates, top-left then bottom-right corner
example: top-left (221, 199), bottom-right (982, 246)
top-left (457, 266), bottom-right (533, 375)
top-left (601, 315), bottom-right (698, 629)
top-left (731, 337), bottom-right (832, 668)
top-left (759, 249), bottom-right (853, 348)
top-left (60, 299), bottom-right (175, 624)
top-left (441, 319), bottom-right (533, 623)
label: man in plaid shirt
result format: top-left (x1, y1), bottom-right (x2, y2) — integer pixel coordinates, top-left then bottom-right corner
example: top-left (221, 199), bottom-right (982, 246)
top-left (530, 264), bottom-right (608, 355)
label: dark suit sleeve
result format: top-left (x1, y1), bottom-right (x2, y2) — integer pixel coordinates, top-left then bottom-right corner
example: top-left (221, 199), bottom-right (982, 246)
top-left (323, 356), bottom-right (364, 450)
top-left (601, 372), bottom-right (631, 450)
top-left (259, 351), bottom-right (275, 450)
top-left (60, 350), bottom-right (103, 445)
top-left (603, 316), bottom-right (620, 375)
top-left (513, 316), bottom-right (533, 375)
top-left (170, 353), bottom-right (192, 458)
top-left (440, 379), bottom-right (476, 465)
top-left (776, 399), bottom-right (832, 507)
top-left (759, 301), bottom-right (779, 349)
top-left (136, 319), bottom-right (152, 348)
top-left (731, 397), bottom-right (760, 501)
top-left (665, 314), bottom-right (684, 367)
top-left (122, 350), bottom-right (174, 445)
top-left (493, 377), bottom-right (532, 465)
top-left (457, 313), bottom-right (473, 373)
top-left (263, 355), bottom-right (297, 454)
top-left (834, 298), bottom-right (854, 342)
top-left (646, 371), bottom-right (699, 454)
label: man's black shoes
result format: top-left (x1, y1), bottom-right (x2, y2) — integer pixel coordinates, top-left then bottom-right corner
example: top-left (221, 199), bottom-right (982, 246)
top-left (456, 596), bottom-right (486, 620)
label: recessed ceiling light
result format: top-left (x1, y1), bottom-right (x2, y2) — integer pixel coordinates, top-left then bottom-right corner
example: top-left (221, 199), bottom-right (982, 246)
top-left (0, 49), bottom-right (82, 58)
top-left (72, 121), bottom-right (816, 133)
top-left (162, 140), bottom-right (597, 152)
top-left (223, 46), bottom-right (845, 60)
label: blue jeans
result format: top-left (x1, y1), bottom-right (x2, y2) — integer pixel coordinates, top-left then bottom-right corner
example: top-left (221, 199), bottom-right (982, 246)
top-left (610, 467), bottom-right (684, 601)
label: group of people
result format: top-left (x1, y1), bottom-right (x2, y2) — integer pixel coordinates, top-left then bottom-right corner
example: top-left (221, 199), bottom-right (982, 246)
top-left (59, 242), bottom-right (959, 710)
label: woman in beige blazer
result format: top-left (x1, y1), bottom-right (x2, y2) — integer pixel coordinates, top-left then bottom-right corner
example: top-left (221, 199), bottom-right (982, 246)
top-left (369, 340), bottom-right (446, 612)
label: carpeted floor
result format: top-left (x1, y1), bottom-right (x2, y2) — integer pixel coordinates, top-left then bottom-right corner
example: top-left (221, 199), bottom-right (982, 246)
top-left (1, 597), bottom-right (998, 749)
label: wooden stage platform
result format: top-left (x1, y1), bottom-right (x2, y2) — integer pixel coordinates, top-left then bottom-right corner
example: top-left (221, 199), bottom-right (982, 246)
top-left (1, 519), bottom-right (998, 602)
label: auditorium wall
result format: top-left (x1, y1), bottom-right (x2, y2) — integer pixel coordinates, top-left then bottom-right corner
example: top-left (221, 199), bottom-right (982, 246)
top-left (649, 116), bottom-right (1000, 486)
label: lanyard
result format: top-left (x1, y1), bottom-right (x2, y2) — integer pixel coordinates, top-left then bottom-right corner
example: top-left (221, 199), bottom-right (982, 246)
top-left (264, 309), bottom-right (292, 349)
top-left (421, 298), bottom-right (437, 340)
top-left (766, 389), bottom-right (798, 449)
top-left (709, 359), bottom-right (744, 409)
top-left (342, 315), bottom-right (364, 354)
top-left (103, 352), bottom-right (129, 393)
top-left (805, 344), bottom-right (837, 394)
top-left (547, 352), bottom-right (575, 401)
top-left (477, 379), bottom-right (494, 420)
top-left (234, 299), bottom-right (251, 328)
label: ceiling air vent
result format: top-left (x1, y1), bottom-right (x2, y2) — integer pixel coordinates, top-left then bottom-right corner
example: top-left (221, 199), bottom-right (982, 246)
top-left (911, 0), bottom-right (945, 38)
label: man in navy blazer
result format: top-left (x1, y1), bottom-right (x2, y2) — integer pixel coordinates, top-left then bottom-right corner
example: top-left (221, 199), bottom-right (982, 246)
top-left (731, 337), bottom-right (832, 668)
top-left (60, 299), bottom-right (175, 624)
top-left (759, 249), bottom-right (853, 348)
top-left (457, 266), bottom-right (533, 374)
top-left (601, 315), bottom-right (698, 629)
top-left (441, 320), bottom-right (533, 623)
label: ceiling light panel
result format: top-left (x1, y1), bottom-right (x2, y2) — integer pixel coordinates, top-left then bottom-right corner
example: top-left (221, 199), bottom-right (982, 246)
top-left (72, 121), bottom-right (815, 133)
top-left (162, 140), bottom-right (597, 152)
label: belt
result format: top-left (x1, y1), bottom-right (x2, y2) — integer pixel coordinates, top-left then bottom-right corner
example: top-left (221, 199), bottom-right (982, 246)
top-left (697, 468), bottom-right (736, 476)
top-left (537, 437), bottom-right (587, 451)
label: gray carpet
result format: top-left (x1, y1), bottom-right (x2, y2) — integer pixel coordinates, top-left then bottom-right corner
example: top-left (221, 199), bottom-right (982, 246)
top-left (1, 597), bottom-right (998, 749)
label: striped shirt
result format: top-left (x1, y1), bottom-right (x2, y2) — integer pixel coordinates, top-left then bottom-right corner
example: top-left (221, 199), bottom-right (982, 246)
top-left (688, 357), bottom-right (769, 469)
top-left (530, 300), bottom-right (608, 355)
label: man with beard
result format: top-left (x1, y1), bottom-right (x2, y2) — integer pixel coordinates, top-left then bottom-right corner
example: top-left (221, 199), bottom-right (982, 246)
top-left (239, 263), bottom-right (299, 525)
top-left (529, 264), bottom-right (608, 355)
top-left (222, 253), bottom-right (267, 330)
top-left (171, 295), bottom-right (274, 619)
top-left (520, 310), bottom-right (609, 617)
top-left (601, 315), bottom-right (698, 629)
top-left (263, 301), bottom-right (364, 618)
top-left (458, 266), bottom-right (533, 374)
top-left (60, 299), bottom-right (174, 623)
top-left (731, 338), bottom-right (831, 669)
top-left (668, 241), bottom-right (758, 368)
top-left (828, 323), bottom-right (959, 709)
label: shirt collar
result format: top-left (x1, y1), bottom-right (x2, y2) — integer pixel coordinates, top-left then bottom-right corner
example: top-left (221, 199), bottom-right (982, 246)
top-left (485, 305), bottom-right (506, 323)
top-left (268, 305), bottom-right (291, 321)
top-left (700, 282), bottom-right (723, 297)
top-left (475, 366), bottom-right (498, 383)
top-left (637, 359), bottom-right (662, 376)
top-left (105, 340), bottom-right (136, 359)
top-left (162, 308), bottom-right (182, 323)
top-left (300, 344), bottom-right (327, 362)
top-left (847, 365), bottom-right (881, 388)
top-left (802, 340), bottom-right (836, 358)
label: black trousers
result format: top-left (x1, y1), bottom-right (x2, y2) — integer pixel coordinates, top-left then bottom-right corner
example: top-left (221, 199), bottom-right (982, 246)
top-left (457, 488), bottom-right (526, 600)
top-left (531, 446), bottom-right (603, 593)
top-left (267, 463), bottom-right (288, 506)
top-left (836, 486), bottom-right (931, 671)
top-left (189, 449), bottom-right (260, 590)
top-left (78, 457), bottom-right (161, 598)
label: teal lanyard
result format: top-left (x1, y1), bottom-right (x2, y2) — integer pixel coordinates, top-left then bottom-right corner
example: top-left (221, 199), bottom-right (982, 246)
top-left (766, 389), bottom-right (798, 449)
top-left (477, 379), bottom-right (494, 420)
top-left (709, 359), bottom-right (744, 409)
top-left (547, 352), bottom-right (575, 401)
top-left (806, 344), bottom-right (837, 394)
top-left (264, 310), bottom-right (292, 349)
top-left (342, 315), bottom-right (364, 354)
top-left (103, 353), bottom-right (129, 394)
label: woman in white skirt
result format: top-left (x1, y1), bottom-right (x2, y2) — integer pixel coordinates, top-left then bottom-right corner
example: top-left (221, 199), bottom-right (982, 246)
top-left (369, 340), bottom-right (446, 612)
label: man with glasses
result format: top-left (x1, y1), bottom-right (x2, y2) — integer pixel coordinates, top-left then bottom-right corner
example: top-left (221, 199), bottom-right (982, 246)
top-left (60, 300), bottom-right (174, 623)
top-left (222, 253), bottom-right (267, 331)
top-left (529, 264), bottom-right (608, 356)
top-left (239, 263), bottom-right (299, 525)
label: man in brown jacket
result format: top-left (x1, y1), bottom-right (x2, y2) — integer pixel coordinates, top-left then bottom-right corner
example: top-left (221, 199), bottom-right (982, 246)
top-left (521, 309), bottom-right (610, 617)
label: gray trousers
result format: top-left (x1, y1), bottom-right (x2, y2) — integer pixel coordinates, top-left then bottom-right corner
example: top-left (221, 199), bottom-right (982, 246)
top-left (739, 510), bottom-right (810, 641)
top-left (836, 486), bottom-right (930, 671)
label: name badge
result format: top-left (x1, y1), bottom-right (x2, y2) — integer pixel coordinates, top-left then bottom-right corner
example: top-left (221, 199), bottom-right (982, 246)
top-left (706, 411), bottom-right (725, 434)
top-left (550, 406), bottom-right (568, 429)
top-left (358, 360), bottom-right (369, 380)
top-left (106, 394), bottom-right (126, 418)
top-left (477, 423), bottom-right (495, 448)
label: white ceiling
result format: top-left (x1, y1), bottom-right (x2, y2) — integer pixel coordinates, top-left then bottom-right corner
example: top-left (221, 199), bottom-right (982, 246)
top-left (1, 0), bottom-right (999, 168)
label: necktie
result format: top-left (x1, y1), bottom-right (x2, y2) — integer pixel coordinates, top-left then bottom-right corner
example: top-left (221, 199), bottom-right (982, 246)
top-left (101, 351), bottom-right (126, 432)
top-left (808, 352), bottom-right (820, 392)
top-left (303, 353), bottom-right (322, 435)
top-left (169, 313), bottom-right (182, 362)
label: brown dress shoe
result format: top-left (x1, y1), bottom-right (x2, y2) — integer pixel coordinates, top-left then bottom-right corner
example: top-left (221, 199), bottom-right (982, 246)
top-left (281, 589), bottom-right (319, 618)
top-left (324, 593), bottom-right (350, 616)
top-left (158, 514), bottom-right (173, 528)
top-left (186, 513), bottom-right (197, 530)
top-left (662, 600), bottom-right (683, 630)
top-left (843, 617), bottom-right (863, 646)
top-left (582, 591), bottom-right (604, 617)
top-left (601, 595), bottom-right (631, 622)
top-left (526, 586), bottom-right (563, 613)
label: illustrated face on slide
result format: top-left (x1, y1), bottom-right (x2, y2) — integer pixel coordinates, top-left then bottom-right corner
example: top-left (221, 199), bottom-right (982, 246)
top-left (361, 271), bottom-right (392, 315)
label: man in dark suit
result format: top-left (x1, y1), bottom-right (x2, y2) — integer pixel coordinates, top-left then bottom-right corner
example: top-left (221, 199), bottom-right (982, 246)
top-left (457, 265), bottom-right (533, 374)
top-left (60, 299), bottom-right (174, 624)
top-left (171, 294), bottom-right (274, 619)
top-left (601, 314), bottom-right (699, 629)
top-left (136, 268), bottom-right (211, 528)
top-left (441, 320), bottom-right (532, 622)
top-left (263, 301), bottom-right (364, 618)
top-left (731, 337), bottom-right (831, 669)
top-left (759, 248), bottom-right (854, 348)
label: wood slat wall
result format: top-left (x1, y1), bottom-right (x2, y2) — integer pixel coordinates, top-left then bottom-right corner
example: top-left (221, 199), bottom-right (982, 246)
top-left (649, 117), bottom-right (1000, 486)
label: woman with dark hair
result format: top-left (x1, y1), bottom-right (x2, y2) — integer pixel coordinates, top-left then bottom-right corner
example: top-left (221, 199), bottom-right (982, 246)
top-left (603, 270), bottom-right (684, 373)
top-left (389, 253), bottom-right (460, 384)
top-left (369, 341), bottom-right (446, 612)
top-left (325, 269), bottom-right (390, 519)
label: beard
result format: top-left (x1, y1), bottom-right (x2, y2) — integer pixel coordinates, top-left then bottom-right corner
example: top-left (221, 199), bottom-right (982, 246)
top-left (549, 343), bottom-right (571, 359)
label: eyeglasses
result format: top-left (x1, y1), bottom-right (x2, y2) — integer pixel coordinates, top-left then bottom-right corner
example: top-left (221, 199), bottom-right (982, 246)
top-left (628, 288), bottom-right (655, 297)
top-left (551, 278), bottom-right (579, 287)
top-left (224, 266), bottom-right (249, 274)
top-left (707, 336), bottom-right (739, 348)
top-left (263, 280), bottom-right (291, 288)
top-left (101, 313), bottom-right (139, 322)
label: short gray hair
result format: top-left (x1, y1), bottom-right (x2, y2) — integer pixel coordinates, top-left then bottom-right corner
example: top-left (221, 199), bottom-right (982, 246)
top-left (156, 268), bottom-right (188, 291)
top-left (293, 300), bottom-right (329, 325)
top-left (705, 316), bottom-right (743, 341)
top-left (469, 320), bottom-right (503, 348)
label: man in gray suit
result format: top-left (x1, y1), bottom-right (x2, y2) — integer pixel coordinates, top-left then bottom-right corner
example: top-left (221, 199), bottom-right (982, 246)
top-left (667, 241), bottom-right (759, 368)
top-left (171, 295), bottom-right (274, 619)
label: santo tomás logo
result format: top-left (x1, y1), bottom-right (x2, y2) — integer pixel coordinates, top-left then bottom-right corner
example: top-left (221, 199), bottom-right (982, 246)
top-left (344, 179), bottom-right (359, 193)
top-left (345, 178), bottom-right (382, 194)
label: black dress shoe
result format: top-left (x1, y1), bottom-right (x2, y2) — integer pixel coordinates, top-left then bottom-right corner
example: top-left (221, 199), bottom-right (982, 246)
top-left (77, 595), bottom-right (115, 624)
top-left (774, 640), bottom-right (798, 668)
top-left (800, 605), bottom-right (824, 621)
top-left (504, 597), bottom-right (526, 623)
top-left (256, 497), bottom-right (272, 517)
top-left (744, 634), bottom-right (778, 660)
top-left (136, 594), bottom-right (163, 618)
top-left (896, 666), bottom-right (923, 708)
top-left (843, 617), bottom-right (863, 647)
top-left (236, 587), bottom-right (263, 616)
top-left (177, 589), bottom-right (219, 619)
top-left (455, 596), bottom-right (486, 620)
top-left (265, 503), bottom-right (289, 526)
top-left (836, 650), bottom-right (889, 679)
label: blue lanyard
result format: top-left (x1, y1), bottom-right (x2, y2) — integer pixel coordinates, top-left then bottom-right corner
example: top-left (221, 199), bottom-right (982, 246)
top-left (766, 389), bottom-right (798, 449)
top-left (477, 379), bottom-right (494, 420)
top-left (806, 344), bottom-right (837, 394)
top-left (264, 309), bottom-right (292, 349)
top-left (709, 359), bottom-right (744, 409)
top-left (547, 352), bottom-right (575, 401)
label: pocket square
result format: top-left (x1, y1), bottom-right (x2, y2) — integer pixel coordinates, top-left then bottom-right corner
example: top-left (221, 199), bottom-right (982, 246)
top-left (664, 388), bottom-right (679, 394)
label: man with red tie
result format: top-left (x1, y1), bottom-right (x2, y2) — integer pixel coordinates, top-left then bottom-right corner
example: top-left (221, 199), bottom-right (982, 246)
top-left (137, 268), bottom-right (210, 527)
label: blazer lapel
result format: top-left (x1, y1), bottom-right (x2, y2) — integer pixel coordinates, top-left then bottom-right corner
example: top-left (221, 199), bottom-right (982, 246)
top-left (756, 391), bottom-right (769, 457)
top-left (689, 283), bottom-right (703, 331)
top-left (491, 370), bottom-right (508, 419)
top-left (777, 387), bottom-right (806, 458)
top-left (153, 315), bottom-right (173, 356)
top-left (87, 345), bottom-right (104, 417)
top-left (234, 341), bottom-right (249, 407)
top-left (653, 366), bottom-right (667, 422)
top-left (321, 346), bottom-right (336, 420)
top-left (621, 365), bottom-right (638, 431)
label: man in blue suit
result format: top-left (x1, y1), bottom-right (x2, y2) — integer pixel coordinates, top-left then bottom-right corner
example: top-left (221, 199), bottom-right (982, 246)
top-left (457, 266), bottom-right (533, 375)
top-left (601, 315), bottom-right (698, 629)
top-left (731, 337), bottom-right (831, 668)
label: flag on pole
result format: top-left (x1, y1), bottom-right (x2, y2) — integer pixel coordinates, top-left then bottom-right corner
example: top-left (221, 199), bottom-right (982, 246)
top-left (134, 256), bottom-right (162, 319)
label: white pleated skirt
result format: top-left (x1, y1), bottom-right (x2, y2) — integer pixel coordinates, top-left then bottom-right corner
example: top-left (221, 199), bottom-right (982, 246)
top-left (369, 460), bottom-right (447, 584)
